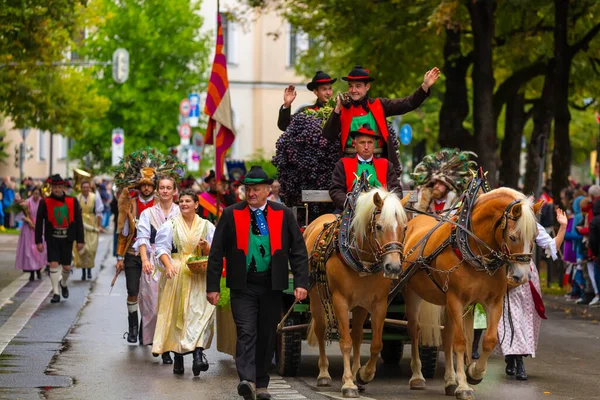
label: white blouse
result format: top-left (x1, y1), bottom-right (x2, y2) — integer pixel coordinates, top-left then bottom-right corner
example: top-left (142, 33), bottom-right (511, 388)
top-left (133, 204), bottom-right (180, 254)
top-left (535, 222), bottom-right (558, 260)
top-left (154, 219), bottom-right (215, 266)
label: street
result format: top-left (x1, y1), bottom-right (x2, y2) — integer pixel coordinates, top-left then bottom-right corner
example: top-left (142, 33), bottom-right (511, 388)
top-left (0, 233), bottom-right (599, 399)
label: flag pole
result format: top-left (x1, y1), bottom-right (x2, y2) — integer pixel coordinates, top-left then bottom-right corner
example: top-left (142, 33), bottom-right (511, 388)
top-left (215, 2), bottom-right (221, 223)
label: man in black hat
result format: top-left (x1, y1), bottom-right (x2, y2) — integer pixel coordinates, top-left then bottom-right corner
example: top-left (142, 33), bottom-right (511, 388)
top-left (277, 70), bottom-right (337, 131)
top-left (323, 65), bottom-right (440, 173)
top-left (206, 166), bottom-right (308, 400)
top-left (35, 175), bottom-right (85, 303)
top-left (329, 124), bottom-right (401, 211)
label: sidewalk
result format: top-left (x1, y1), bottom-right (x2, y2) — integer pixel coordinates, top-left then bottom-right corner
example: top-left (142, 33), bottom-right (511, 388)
top-left (544, 294), bottom-right (600, 320)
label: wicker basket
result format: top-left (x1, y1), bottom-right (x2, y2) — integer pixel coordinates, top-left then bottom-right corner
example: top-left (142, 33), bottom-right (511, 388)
top-left (186, 259), bottom-right (208, 273)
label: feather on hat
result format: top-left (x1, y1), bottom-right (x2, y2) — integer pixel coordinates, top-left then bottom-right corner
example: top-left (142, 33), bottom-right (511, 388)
top-left (411, 148), bottom-right (478, 193)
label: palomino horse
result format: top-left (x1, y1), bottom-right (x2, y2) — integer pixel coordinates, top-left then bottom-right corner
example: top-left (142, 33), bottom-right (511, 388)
top-left (304, 188), bottom-right (410, 398)
top-left (402, 187), bottom-right (542, 399)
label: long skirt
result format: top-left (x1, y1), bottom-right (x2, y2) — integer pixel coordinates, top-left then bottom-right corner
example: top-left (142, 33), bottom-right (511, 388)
top-left (496, 264), bottom-right (542, 357)
top-left (73, 220), bottom-right (99, 269)
top-left (152, 258), bottom-right (215, 355)
top-left (139, 265), bottom-right (161, 345)
top-left (15, 223), bottom-right (46, 271)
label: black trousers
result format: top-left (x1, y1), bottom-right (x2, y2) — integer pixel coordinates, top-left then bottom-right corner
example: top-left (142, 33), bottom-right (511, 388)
top-left (124, 254), bottom-right (142, 297)
top-left (231, 272), bottom-right (282, 388)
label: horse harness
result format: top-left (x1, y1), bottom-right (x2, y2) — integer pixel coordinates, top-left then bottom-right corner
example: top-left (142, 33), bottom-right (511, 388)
top-left (390, 168), bottom-right (533, 298)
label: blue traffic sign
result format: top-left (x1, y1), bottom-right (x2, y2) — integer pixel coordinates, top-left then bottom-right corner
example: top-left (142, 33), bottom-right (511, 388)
top-left (188, 93), bottom-right (200, 117)
top-left (399, 124), bottom-right (412, 146)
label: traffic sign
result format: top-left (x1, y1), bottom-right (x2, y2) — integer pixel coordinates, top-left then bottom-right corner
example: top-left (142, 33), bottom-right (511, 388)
top-left (180, 99), bottom-right (191, 116)
top-left (399, 124), bottom-right (412, 146)
top-left (192, 133), bottom-right (204, 154)
top-left (111, 128), bottom-right (125, 165)
top-left (188, 151), bottom-right (200, 172)
top-left (189, 93), bottom-right (200, 127)
top-left (179, 124), bottom-right (191, 139)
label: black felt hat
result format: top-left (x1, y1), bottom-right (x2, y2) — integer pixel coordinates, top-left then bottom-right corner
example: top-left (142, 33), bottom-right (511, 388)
top-left (306, 71), bottom-right (337, 91)
top-left (341, 65), bottom-right (374, 83)
top-left (46, 174), bottom-right (66, 186)
top-left (243, 166), bottom-right (274, 185)
top-left (204, 170), bottom-right (216, 184)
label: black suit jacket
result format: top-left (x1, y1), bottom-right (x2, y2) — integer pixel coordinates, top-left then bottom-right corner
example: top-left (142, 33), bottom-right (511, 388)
top-left (207, 201), bottom-right (309, 292)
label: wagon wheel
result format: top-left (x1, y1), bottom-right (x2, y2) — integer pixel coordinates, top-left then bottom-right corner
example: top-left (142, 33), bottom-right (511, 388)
top-left (380, 340), bottom-right (404, 364)
top-left (275, 316), bottom-right (302, 376)
top-left (419, 346), bottom-right (438, 379)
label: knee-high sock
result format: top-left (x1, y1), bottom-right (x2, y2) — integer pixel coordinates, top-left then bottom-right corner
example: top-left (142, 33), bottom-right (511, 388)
top-left (49, 267), bottom-right (60, 295)
top-left (61, 267), bottom-right (70, 287)
top-left (587, 262), bottom-right (598, 295)
top-left (127, 301), bottom-right (138, 314)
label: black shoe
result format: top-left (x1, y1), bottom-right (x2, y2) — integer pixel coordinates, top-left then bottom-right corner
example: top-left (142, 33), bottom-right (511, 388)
top-left (515, 356), bottom-right (528, 380)
top-left (127, 311), bottom-right (139, 343)
top-left (173, 355), bottom-right (184, 375)
top-left (87, 269), bottom-right (92, 279)
top-left (50, 294), bottom-right (60, 303)
top-left (36, 270), bottom-right (41, 280)
top-left (192, 348), bottom-right (209, 376)
top-left (81, 269), bottom-right (86, 281)
top-left (60, 282), bottom-right (69, 299)
top-left (505, 355), bottom-right (516, 376)
top-left (162, 353), bottom-right (173, 365)
top-left (29, 271), bottom-right (35, 281)
top-left (237, 380), bottom-right (256, 400)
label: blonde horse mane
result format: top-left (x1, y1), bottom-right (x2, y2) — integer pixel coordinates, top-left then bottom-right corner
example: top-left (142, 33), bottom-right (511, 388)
top-left (476, 187), bottom-right (538, 248)
top-left (350, 188), bottom-right (408, 242)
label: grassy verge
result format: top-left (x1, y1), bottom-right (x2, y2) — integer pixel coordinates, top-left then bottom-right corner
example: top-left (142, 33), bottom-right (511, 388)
top-left (539, 271), bottom-right (568, 296)
top-left (0, 228), bottom-right (19, 235)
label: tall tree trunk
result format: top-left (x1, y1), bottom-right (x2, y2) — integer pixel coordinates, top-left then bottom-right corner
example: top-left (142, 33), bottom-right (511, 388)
top-left (439, 27), bottom-right (473, 150)
top-left (499, 92), bottom-right (528, 188)
top-left (551, 0), bottom-right (571, 204)
top-left (523, 67), bottom-right (555, 196)
top-left (467, 0), bottom-right (498, 186)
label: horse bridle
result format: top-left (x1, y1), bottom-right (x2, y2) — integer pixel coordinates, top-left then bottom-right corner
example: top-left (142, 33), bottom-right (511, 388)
top-left (494, 199), bottom-right (533, 265)
top-left (367, 209), bottom-right (405, 265)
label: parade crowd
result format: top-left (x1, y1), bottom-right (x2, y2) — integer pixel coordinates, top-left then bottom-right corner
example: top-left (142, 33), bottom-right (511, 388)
top-left (8, 64), bottom-right (599, 400)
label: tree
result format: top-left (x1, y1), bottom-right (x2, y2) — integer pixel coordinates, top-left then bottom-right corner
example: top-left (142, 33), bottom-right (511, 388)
top-left (74, 0), bottom-right (212, 170)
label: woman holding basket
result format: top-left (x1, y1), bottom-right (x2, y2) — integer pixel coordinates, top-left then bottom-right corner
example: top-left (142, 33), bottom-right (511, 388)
top-left (152, 188), bottom-right (216, 377)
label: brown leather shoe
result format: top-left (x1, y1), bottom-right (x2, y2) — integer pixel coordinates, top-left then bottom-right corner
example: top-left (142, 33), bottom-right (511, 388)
top-left (256, 388), bottom-right (271, 399)
top-left (237, 380), bottom-right (256, 400)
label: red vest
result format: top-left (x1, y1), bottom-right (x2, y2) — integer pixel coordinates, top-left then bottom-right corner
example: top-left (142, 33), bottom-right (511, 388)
top-left (341, 157), bottom-right (388, 192)
top-left (45, 197), bottom-right (75, 229)
top-left (339, 98), bottom-right (390, 151)
top-left (136, 197), bottom-right (154, 217)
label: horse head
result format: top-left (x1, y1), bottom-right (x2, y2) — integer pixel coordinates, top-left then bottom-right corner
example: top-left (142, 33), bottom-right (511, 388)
top-left (351, 188), bottom-right (411, 279)
top-left (476, 188), bottom-right (542, 284)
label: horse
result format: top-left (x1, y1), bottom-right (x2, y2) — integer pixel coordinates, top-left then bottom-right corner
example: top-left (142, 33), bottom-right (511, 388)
top-left (402, 187), bottom-right (542, 400)
top-left (304, 188), bottom-right (410, 398)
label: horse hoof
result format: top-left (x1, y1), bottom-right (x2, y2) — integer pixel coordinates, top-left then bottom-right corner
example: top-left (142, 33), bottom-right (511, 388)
top-left (466, 363), bottom-right (483, 386)
top-left (356, 372), bottom-right (369, 386)
top-left (455, 390), bottom-right (476, 400)
top-left (317, 377), bottom-right (331, 387)
top-left (409, 379), bottom-right (427, 390)
top-left (445, 385), bottom-right (458, 396)
top-left (342, 388), bottom-right (360, 398)
top-left (357, 383), bottom-right (366, 392)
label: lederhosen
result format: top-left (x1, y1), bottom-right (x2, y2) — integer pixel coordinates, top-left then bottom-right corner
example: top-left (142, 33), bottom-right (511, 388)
top-left (124, 197), bottom-right (154, 297)
top-left (42, 196), bottom-right (79, 266)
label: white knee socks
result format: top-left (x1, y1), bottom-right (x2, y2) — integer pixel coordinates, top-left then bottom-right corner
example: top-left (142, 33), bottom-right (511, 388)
top-left (49, 267), bottom-right (60, 295)
top-left (588, 262), bottom-right (598, 295)
top-left (127, 301), bottom-right (138, 314)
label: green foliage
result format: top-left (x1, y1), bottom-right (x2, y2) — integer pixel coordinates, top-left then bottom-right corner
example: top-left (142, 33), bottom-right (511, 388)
top-left (75, 0), bottom-right (211, 171)
top-left (245, 149), bottom-right (278, 178)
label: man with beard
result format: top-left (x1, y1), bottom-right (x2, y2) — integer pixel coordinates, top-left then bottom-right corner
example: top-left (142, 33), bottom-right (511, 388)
top-left (35, 174), bottom-right (85, 303)
top-left (277, 71), bottom-right (337, 131)
top-left (116, 169), bottom-right (156, 343)
top-left (329, 124), bottom-right (401, 211)
top-left (323, 66), bottom-right (440, 173)
top-left (416, 177), bottom-right (458, 215)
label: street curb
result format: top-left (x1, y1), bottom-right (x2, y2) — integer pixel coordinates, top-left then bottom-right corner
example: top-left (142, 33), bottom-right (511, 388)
top-left (544, 294), bottom-right (600, 320)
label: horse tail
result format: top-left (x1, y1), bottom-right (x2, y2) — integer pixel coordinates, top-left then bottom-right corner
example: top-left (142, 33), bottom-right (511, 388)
top-left (418, 301), bottom-right (443, 347)
top-left (306, 319), bottom-right (318, 347)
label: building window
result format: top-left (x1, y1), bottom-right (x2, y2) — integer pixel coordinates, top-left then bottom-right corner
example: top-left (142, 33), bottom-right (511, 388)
top-left (37, 131), bottom-right (47, 162)
top-left (219, 12), bottom-right (237, 65)
top-left (58, 135), bottom-right (71, 160)
top-left (287, 25), bottom-right (309, 67)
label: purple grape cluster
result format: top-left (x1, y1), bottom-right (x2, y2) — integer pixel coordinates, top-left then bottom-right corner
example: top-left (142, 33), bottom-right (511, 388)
top-left (272, 112), bottom-right (340, 222)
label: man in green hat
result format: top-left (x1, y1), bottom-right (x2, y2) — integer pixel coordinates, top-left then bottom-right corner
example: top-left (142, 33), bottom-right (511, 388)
top-left (329, 124), bottom-right (401, 211)
top-left (206, 166), bottom-right (308, 400)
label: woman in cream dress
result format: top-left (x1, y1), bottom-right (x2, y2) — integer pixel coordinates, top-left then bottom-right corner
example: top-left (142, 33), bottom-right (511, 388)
top-left (153, 189), bottom-right (216, 377)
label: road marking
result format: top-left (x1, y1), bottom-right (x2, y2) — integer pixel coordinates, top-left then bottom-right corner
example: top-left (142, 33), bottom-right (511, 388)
top-left (320, 392), bottom-right (377, 400)
top-left (269, 377), bottom-right (307, 399)
top-left (0, 274), bottom-right (30, 310)
top-left (0, 279), bottom-right (52, 354)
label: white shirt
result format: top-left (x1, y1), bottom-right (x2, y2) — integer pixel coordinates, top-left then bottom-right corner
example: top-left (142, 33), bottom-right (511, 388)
top-left (133, 202), bottom-right (180, 254)
top-left (120, 195), bottom-right (155, 236)
top-left (535, 222), bottom-right (558, 260)
top-left (154, 220), bottom-right (216, 266)
top-left (357, 155), bottom-right (374, 163)
top-left (249, 203), bottom-right (267, 212)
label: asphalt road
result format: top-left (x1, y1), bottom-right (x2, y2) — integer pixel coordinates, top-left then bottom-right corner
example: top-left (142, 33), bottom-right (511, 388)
top-left (0, 232), bottom-right (599, 400)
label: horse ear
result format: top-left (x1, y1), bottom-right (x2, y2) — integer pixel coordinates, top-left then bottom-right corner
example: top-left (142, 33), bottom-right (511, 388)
top-left (373, 192), bottom-right (384, 210)
top-left (511, 203), bottom-right (522, 219)
top-left (533, 200), bottom-right (544, 215)
top-left (401, 193), bottom-right (411, 208)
